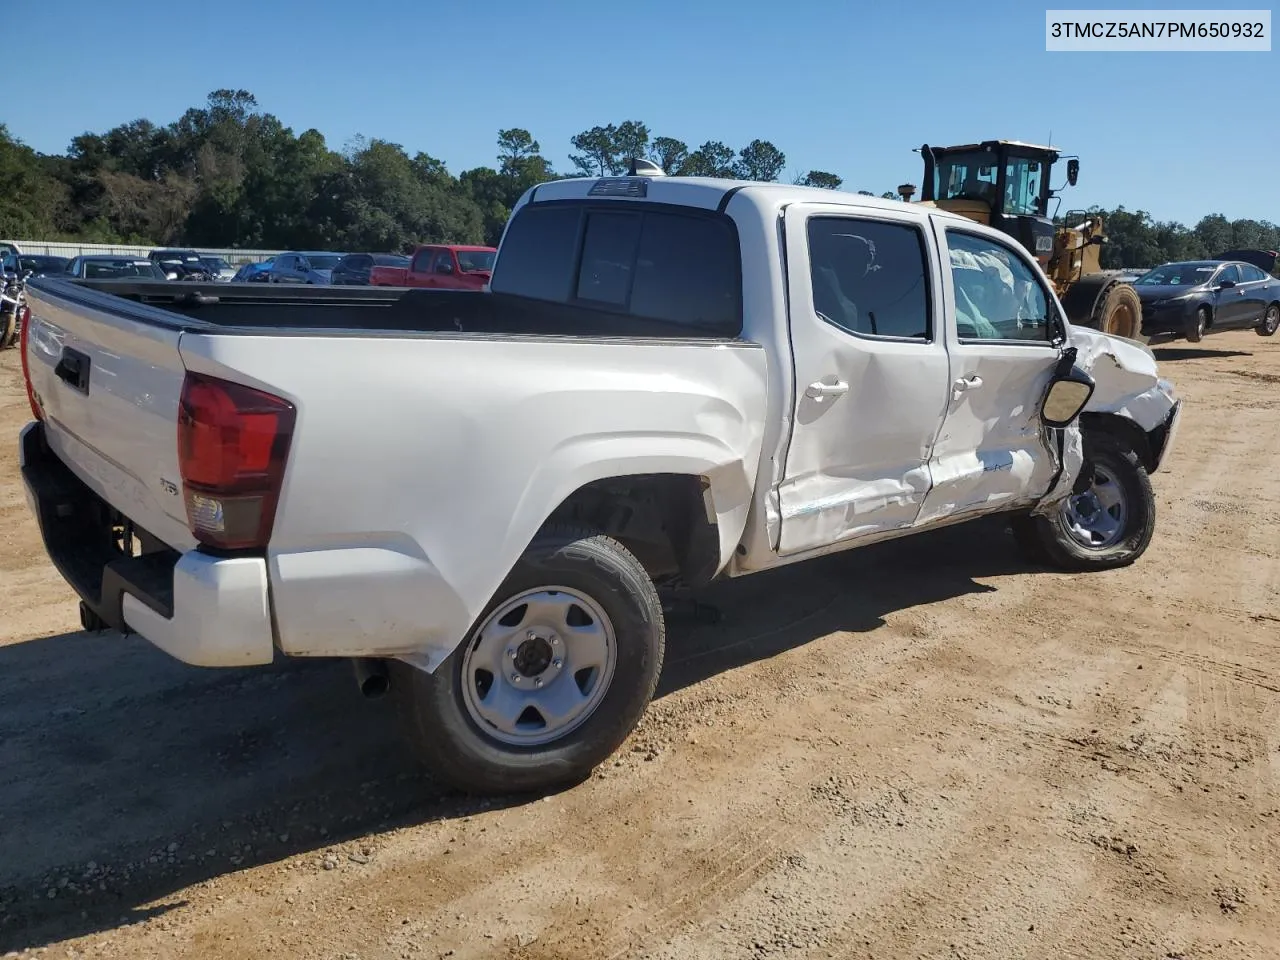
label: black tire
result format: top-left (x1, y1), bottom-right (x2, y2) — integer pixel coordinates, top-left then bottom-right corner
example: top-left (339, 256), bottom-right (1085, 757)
top-left (1015, 432), bottom-right (1156, 572)
top-left (1097, 282), bottom-right (1148, 344)
top-left (389, 525), bottom-right (665, 795)
top-left (1186, 306), bottom-right (1209, 343)
top-left (1256, 302), bottom-right (1280, 337)
top-left (0, 309), bottom-right (16, 350)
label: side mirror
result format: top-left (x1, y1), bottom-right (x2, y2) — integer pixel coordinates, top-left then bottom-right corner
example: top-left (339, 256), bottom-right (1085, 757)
top-left (1041, 358), bottom-right (1095, 428)
top-left (165, 271), bottom-right (179, 280)
top-left (1066, 159), bottom-right (1079, 186)
top-left (439, 262), bottom-right (454, 274)
top-left (1217, 278), bottom-right (1236, 289)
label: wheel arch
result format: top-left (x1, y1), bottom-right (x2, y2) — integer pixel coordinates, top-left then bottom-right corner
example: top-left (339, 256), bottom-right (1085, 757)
top-left (1079, 411), bottom-right (1156, 473)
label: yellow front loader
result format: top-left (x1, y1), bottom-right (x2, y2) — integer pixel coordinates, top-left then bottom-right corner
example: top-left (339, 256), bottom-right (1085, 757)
top-left (898, 140), bottom-right (1145, 342)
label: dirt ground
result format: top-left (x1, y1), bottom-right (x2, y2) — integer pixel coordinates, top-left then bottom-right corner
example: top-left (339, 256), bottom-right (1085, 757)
top-left (0, 331), bottom-right (1277, 960)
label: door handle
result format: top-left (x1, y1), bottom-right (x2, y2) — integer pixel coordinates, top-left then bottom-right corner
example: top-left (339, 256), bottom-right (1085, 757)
top-left (952, 375), bottom-right (983, 392)
top-left (805, 380), bottom-right (849, 400)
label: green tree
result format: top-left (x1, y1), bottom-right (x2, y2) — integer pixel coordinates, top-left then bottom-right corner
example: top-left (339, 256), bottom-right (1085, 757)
top-left (735, 140), bottom-right (785, 182)
top-left (797, 170), bottom-right (844, 189)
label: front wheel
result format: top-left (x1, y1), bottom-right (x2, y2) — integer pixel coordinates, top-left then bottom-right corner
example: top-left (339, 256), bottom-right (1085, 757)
top-left (1186, 306), bottom-right (1209, 343)
top-left (1012, 432), bottom-right (1156, 572)
top-left (390, 526), bottom-right (665, 795)
top-left (1256, 303), bottom-right (1279, 337)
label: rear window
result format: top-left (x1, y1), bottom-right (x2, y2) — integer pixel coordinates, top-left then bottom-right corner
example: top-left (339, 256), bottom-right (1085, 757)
top-left (491, 202), bottom-right (741, 335)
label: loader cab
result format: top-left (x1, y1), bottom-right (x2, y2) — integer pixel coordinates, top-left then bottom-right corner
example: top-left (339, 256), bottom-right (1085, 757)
top-left (918, 140), bottom-right (1074, 268)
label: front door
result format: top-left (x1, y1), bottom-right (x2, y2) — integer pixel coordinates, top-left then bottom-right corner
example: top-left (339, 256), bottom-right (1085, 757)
top-left (916, 221), bottom-right (1064, 527)
top-left (776, 204), bottom-right (952, 556)
top-left (1213, 263), bottom-right (1248, 327)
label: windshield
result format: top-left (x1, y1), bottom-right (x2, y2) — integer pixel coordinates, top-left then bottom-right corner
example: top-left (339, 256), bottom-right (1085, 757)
top-left (1134, 263), bottom-right (1217, 286)
top-left (933, 150), bottom-right (1047, 216)
top-left (13, 256), bottom-right (67, 273)
top-left (456, 250), bottom-right (496, 272)
top-left (84, 260), bottom-right (165, 279)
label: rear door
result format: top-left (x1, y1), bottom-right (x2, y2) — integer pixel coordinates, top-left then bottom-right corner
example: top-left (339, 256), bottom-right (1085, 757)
top-left (776, 202), bottom-right (952, 556)
top-left (916, 220), bottom-right (1064, 526)
top-left (1236, 263), bottom-right (1271, 323)
top-left (408, 247), bottom-right (437, 287)
top-left (24, 281), bottom-right (197, 549)
top-left (1213, 263), bottom-right (1248, 326)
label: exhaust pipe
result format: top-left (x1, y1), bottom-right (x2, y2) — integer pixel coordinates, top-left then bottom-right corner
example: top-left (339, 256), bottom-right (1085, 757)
top-left (353, 658), bottom-right (390, 698)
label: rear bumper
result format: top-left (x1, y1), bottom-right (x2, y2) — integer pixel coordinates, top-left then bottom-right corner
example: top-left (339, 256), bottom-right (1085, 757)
top-left (19, 421), bottom-right (276, 667)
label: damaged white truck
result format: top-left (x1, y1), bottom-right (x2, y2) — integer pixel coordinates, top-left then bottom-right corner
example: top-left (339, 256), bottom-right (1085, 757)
top-left (18, 169), bottom-right (1181, 794)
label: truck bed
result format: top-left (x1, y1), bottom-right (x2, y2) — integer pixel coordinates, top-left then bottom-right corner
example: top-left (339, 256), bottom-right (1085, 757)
top-left (42, 279), bottom-right (744, 340)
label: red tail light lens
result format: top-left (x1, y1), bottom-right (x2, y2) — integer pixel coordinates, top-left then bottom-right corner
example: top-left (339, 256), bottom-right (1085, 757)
top-left (18, 305), bottom-right (41, 421)
top-left (177, 372), bottom-right (296, 551)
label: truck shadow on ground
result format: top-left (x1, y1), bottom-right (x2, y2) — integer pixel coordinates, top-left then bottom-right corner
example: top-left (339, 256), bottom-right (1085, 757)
top-left (1152, 346), bottom-right (1252, 362)
top-left (0, 515), bottom-right (1030, 952)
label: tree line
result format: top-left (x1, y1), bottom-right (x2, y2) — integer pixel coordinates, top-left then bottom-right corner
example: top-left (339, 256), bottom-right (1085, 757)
top-left (0, 89), bottom-right (1274, 273)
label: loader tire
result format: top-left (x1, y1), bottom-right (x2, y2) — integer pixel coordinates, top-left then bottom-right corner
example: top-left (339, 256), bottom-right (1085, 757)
top-left (1096, 282), bottom-right (1146, 344)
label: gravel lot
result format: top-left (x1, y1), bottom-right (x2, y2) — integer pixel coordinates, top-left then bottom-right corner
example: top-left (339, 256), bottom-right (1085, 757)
top-left (0, 332), bottom-right (1277, 959)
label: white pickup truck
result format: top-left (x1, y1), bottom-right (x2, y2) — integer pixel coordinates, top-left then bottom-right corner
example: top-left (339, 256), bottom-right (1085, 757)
top-left (18, 169), bottom-right (1181, 794)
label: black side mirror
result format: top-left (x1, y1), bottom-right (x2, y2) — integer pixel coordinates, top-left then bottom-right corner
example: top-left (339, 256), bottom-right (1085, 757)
top-left (1066, 159), bottom-right (1079, 186)
top-left (1217, 278), bottom-right (1236, 289)
top-left (1041, 349), bottom-right (1095, 428)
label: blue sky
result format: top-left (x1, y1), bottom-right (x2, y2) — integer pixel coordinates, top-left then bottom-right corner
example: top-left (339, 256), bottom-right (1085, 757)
top-left (9, 0), bottom-right (1276, 226)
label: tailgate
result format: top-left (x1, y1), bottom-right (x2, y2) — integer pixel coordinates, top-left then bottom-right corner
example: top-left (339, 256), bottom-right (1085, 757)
top-left (24, 281), bottom-right (196, 550)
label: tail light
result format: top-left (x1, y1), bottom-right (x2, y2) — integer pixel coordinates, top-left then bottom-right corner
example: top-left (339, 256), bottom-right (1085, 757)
top-left (18, 304), bottom-right (40, 421)
top-left (177, 372), bottom-right (295, 551)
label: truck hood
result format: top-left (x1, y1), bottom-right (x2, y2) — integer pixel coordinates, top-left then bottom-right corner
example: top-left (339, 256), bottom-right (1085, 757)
top-left (1069, 324), bottom-right (1176, 433)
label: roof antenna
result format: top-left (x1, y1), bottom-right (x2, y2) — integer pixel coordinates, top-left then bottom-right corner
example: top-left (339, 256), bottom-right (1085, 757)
top-left (626, 157), bottom-right (666, 177)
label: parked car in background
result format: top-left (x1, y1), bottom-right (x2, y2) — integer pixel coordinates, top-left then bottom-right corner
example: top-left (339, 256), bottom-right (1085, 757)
top-left (266, 251), bottom-right (345, 284)
top-left (231, 258), bottom-right (274, 282)
top-left (3, 254), bottom-right (69, 277)
top-left (0, 242), bottom-right (20, 259)
top-left (369, 244), bottom-right (496, 289)
top-left (1133, 252), bottom-right (1280, 342)
top-left (200, 256), bottom-right (237, 281)
top-left (147, 249), bottom-right (214, 281)
top-left (64, 256), bottom-right (172, 280)
top-left (330, 253), bottom-right (410, 286)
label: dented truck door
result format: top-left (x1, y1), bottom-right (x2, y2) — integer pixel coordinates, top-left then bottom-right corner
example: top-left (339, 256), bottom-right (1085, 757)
top-left (914, 219), bottom-right (1064, 526)
top-left (775, 203), bottom-right (952, 555)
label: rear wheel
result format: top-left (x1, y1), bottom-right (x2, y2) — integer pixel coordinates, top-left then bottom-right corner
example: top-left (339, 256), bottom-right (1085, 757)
top-left (1011, 432), bottom-right (1155, 571)
top-left (390, 526), bottom-right (665, 795)
top-left (1257, 303), bottom-right (1279, 337)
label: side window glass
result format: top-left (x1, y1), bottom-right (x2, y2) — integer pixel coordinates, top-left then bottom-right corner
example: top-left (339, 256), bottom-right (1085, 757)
top-left (806, 217), bottom-right (932, 340)
top-left (947, 231), bottom-right (1052, 343)
top-left (411, 250), bottom-right (434, 273)
top-left (433, 250), bottom-right (454, 273)
top-left (489, 204), bottom-right (581, 302)
top-left (1217, 264), bottom-right (1241, 285)
top-left (1240, 264), bottom-right (1265, 283)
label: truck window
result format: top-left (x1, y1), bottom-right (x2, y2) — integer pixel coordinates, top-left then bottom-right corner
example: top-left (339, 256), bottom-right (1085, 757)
top-left (432, 250), bottom-right (455, 274)
top-left (411, 249), bottom-right (435, 273)
top-left (807, 217), bottom-right (932, 340)
top-left (492, 202), bottom-right (741, 334)
top-left (946, 231), bottom-right (1053, 343)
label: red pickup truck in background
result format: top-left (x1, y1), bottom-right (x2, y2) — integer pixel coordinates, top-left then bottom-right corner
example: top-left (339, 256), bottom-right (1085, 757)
top-left (369, 244), bottom-right (497, 288)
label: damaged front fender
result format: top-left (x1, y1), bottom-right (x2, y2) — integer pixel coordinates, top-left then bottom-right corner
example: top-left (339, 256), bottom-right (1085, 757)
top-left (1031, 326), bottom-right (1182, 517)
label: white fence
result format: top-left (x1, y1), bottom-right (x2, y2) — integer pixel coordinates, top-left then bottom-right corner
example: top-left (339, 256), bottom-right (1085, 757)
top-left (4, 240), bottom-right (282, 266)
